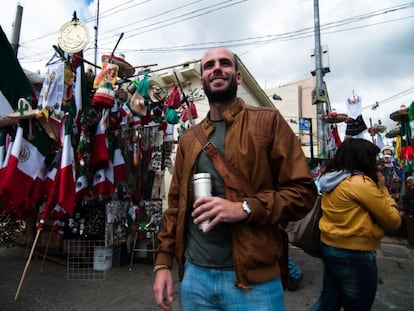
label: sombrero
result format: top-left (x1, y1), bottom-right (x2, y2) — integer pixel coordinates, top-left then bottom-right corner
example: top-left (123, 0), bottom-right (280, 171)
top-left (385, 127), bottom-right (400, 138)
top-left (368, 124), bottom-right (387, 135)
top-left (322, 112), bottom-right (348, 124)
top-left (390, 105), bottom-right (408, 122)
top-left (130, 91), bottom-right (147, 116)
top-left (101, 53), bottom-right (135, 79)
top-left (8, 98), bottom-right (37, 119)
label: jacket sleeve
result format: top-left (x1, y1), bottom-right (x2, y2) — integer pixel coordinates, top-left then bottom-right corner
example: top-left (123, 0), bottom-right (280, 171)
top-left (352, 178), bottom-right (401, 231)
top-left (246, 111), bottom-right (318, 225)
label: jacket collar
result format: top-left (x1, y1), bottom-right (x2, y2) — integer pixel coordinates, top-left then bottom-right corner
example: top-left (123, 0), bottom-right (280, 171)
top-left (202, 97), bottom-right (245, 131)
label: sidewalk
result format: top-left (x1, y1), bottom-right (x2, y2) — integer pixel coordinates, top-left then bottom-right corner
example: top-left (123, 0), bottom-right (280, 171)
top-left (0, 236), bottom-right (413, 310)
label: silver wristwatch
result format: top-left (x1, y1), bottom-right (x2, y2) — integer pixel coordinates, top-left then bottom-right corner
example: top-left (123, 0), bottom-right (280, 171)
top-left (242, 200), bottom-right (252, 216)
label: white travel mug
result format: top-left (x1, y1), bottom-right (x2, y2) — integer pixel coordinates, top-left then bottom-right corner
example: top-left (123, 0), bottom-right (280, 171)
top-left (192, 173), bottom-right (212, 231)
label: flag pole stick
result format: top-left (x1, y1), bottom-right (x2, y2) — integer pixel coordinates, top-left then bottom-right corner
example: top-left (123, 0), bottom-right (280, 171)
top-left (107, 32), bottom-right (124, 63)
top-left (15, 229), bottom-right (41, 301)
top-left (40, 229), bottom-right (53, 273)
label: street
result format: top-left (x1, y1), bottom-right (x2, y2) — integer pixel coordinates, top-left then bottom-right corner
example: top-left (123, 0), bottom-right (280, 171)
top-left (0, 235), bottom-right (413, 311)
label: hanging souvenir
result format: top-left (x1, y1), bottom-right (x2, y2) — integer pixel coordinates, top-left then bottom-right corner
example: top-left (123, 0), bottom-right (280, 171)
top-left (166, 84), bottom-right (181, 109)
top-left (165, 107), bottom-right (179, 124)
top-left (92, 81), bottom-right (115, 109)
top-left (101, 53), bottom-right (135, 79)
top-left (93, 62), bottom-right (119, 88)
top-left (130, 91), bottom-right (147, 116)
top-left (38, 60), bottom-right (65, 113)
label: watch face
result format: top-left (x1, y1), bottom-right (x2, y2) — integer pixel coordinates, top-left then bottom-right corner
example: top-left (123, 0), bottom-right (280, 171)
top-left (58, 21), bottom-right (90, 53)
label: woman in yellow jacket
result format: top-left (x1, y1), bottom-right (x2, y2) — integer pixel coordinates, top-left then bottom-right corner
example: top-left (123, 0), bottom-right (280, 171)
top-left (311, 138), bottom-right (401, 311)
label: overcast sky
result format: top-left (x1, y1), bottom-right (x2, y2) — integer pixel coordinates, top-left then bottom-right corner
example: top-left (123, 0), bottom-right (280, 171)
top-left (1, 0), bottom-right (414, 132)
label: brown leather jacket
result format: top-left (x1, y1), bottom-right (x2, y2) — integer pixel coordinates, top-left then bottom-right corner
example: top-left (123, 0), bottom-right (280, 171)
top-left (155, 98), bottom-right (317, 289)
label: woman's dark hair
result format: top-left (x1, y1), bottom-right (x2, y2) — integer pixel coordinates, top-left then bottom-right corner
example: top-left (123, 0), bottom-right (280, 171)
top-left (323, 138), bottom-right (380, 183)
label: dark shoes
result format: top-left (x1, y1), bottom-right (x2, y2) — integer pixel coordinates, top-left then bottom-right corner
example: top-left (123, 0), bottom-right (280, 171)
top-left (287, 274), bottom-right (303, 291)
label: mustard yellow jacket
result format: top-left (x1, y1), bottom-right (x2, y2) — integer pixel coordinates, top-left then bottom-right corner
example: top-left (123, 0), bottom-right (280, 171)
top-left (155, 98), bottom-right (317, 289)
top-left (319, 172), bottom-right (401, 250)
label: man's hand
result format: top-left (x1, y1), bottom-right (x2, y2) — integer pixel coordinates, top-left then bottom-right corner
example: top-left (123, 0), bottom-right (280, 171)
top-left (192, 197), bottom-right (248, 233)
top-left (153, 269), bottom-right (174, 311)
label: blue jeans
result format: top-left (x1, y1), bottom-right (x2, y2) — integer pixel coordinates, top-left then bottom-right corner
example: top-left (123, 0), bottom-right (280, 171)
top-left (179, 261), bottom-right (285, 311)
top-left (310, 243), bottom-right (377, 311)
top-left (288, 256), bottom-right (303, 280)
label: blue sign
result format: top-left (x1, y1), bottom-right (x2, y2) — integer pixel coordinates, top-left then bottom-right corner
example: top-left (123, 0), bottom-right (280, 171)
top-left (299, 117), bottom-right (311, 131)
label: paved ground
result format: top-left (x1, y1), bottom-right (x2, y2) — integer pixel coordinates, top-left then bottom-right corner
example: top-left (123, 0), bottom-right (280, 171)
top-left (0, 235), bottom-right (413, 311)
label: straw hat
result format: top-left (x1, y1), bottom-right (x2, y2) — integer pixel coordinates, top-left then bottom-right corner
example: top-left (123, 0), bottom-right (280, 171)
top-left (8, 98), bottom-right (37, 119)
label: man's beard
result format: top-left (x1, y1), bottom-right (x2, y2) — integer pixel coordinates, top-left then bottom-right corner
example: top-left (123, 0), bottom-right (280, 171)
top-left (203, 76), bottom-right (237, 102)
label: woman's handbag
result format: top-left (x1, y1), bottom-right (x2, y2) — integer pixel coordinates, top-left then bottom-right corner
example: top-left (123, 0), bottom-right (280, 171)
top-left (286, 195), bottom-right (322, 258)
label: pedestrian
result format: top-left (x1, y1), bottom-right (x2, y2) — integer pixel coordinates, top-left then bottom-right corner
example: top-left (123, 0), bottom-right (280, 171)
top-left (311, 138), bottom-right (401, 311)
top-left (153, 47), bottom-right (318, 311)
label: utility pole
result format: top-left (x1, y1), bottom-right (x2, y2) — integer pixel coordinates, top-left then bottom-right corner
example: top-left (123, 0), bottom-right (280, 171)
top-left (313, 0), bottom-right (326, 157)
top-left (94, 0), bottom-right (100, 74)
top-left (11, 4), bottom-right (23, 56)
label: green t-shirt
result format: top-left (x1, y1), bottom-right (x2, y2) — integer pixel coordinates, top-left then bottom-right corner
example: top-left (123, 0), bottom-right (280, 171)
top-left (185, 120), bottom-right (234, 268)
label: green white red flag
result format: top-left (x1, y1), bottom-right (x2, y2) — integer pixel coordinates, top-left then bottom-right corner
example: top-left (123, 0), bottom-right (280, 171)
top-left (58, 114), bottom-right (76, 216)
top-left (1, 126), bottom-right (48, 216)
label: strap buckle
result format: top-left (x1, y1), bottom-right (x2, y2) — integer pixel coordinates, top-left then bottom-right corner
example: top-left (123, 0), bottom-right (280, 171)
top-left (203, 141), bottom-right (217, 151)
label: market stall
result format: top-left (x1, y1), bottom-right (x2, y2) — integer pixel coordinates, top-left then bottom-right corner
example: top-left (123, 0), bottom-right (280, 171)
top-left (0, 14), bottom-right (200, 290)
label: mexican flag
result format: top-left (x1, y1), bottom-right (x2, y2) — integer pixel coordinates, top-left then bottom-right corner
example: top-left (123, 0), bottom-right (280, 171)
top-left (90, 109), bottom-right (109, 169)
top-left (111, 135), bottom-right (127, 186)
top-left (1, 125), bottom-right (49, 215)
top-left (42, 154), bottom-right (59, 199)
top-left (0, 25), bottom-right (33, 114)
top-left (75, 165), bottom-right (89, 201)
top-left (92, 167), bottom-right (108, 197)
top-left (27, 124), bottom-right (52, 206)
top-left (58, 114), bottom-right (76, 216)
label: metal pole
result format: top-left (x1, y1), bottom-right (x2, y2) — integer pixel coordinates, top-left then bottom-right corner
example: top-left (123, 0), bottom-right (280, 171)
top-left (309, 118), bottom-right (314, 160)
top-left (94, 0), bottom-right (100, 74)
top-left (11, 4), bottom-right (23, 56)
top-left (314, 0), bottom-right (325, 157)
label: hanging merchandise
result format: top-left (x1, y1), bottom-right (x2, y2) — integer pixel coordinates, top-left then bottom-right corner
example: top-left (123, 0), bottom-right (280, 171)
top-left (149, 85), bottom-right (168, 104)
top-left (345, 95), bottom-right (367, 138)
top-left (136, 73), bottom-right (150, 100)
top-left (130, 91), bottom-right (147, 117)
top-left (93, 63), bottom-right (119, 88)
top-left (62, 64), bottom-right (75, 104)
top-left (165, 107), bottom-right (179, 124)
top-left (90, 109), bottom-right (110, 169)
top-left (166, 84), bottom-right (182, 109)
top-left (38, 60), bottom-right (65, 113)
top-left (101, 53), bottom-right (135, 79)
top-left (92, 81), bottom-right (115, 109)
top-left (182, 101), bottom-right (198, 122)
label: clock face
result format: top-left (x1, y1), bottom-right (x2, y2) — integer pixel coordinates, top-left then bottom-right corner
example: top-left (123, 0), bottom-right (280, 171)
top-left (57, 21), bottom-right (90, 53)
